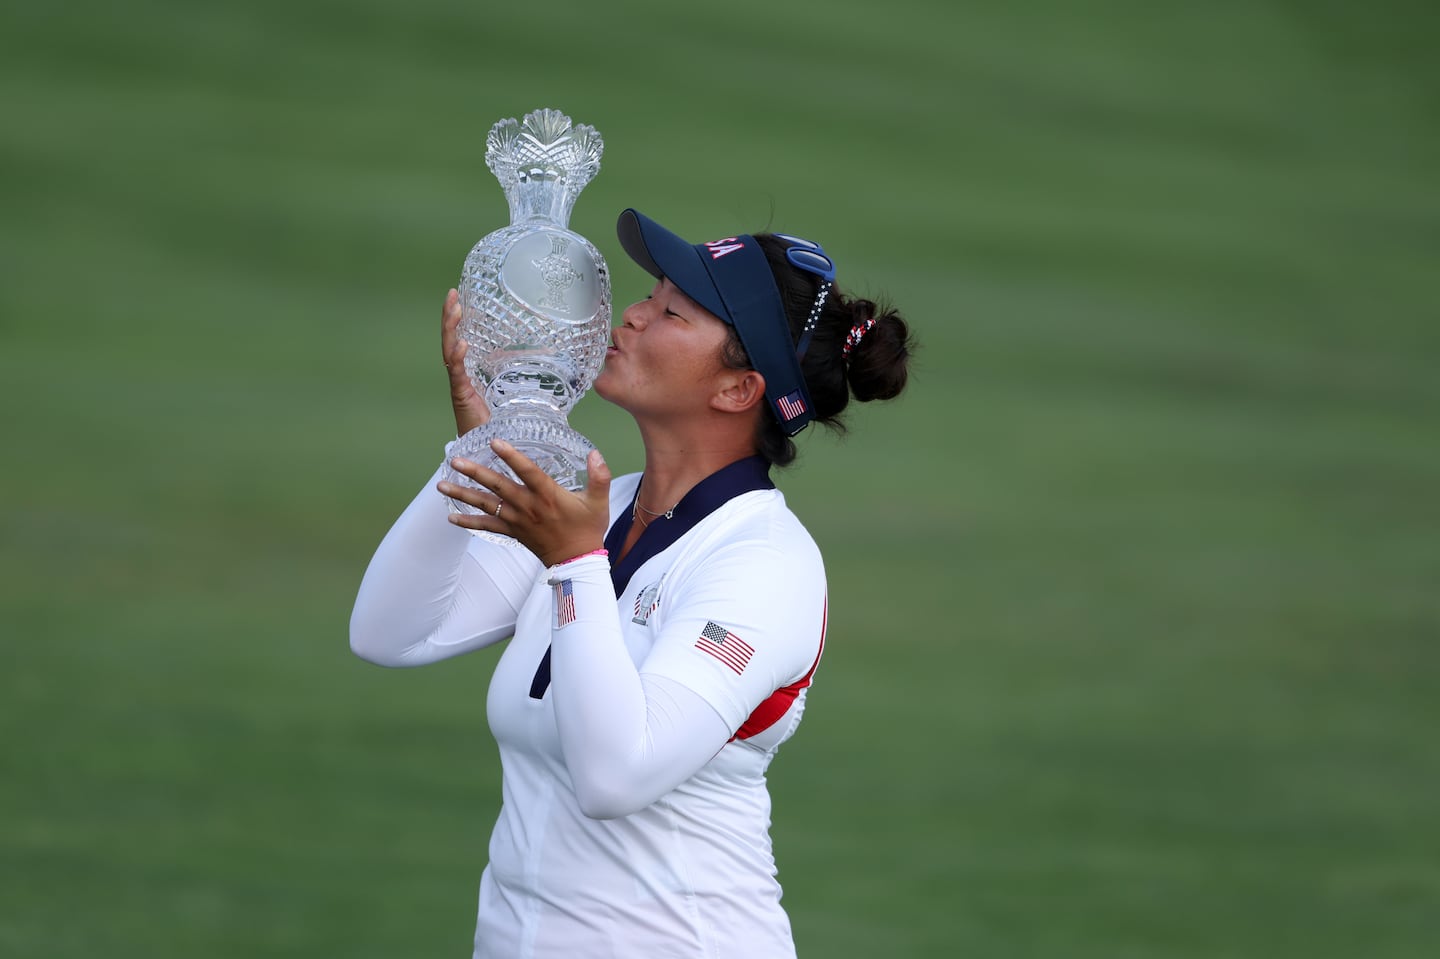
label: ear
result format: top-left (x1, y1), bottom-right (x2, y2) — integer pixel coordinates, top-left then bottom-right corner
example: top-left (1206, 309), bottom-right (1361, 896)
top-left (711, 369), bottom-right (767, 415)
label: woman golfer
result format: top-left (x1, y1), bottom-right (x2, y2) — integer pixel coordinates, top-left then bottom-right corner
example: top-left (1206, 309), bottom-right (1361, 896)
top-left (350, 208), bottom-right (914, 958)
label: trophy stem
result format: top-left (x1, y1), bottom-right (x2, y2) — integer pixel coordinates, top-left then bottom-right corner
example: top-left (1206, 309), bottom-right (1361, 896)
top-left (508, 175), bottom-right (579, 226)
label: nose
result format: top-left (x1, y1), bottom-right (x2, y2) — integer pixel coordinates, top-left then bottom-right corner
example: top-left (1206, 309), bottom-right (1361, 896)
top-left (621, 298), bottom-right (652, 329)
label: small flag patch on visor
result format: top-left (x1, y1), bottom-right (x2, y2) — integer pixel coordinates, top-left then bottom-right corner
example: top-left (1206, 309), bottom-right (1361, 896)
top-left (777, 390), bottom-right (807, 422)
top-left (695, 621), bottom-right (755, 675)
top-left (554, 579), bottom-right (576, 629)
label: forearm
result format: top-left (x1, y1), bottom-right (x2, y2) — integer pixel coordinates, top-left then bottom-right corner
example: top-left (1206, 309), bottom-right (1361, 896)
top-left (546, 556), bottom-right (732, 819)
top-left (350, 469), bottom-right (539, 666)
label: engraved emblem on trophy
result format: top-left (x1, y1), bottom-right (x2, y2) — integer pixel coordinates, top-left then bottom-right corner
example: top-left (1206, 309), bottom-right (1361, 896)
top-left (442, 108), bottom-right (611, 512)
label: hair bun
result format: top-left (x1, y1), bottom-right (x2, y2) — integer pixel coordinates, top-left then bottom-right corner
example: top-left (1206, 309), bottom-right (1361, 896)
top-left (843, 298), bottom-right (911, 402)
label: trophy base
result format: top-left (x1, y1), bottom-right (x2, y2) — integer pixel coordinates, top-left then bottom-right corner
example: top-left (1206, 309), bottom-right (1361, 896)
top-left (442, 411), bottom-right (596, 520)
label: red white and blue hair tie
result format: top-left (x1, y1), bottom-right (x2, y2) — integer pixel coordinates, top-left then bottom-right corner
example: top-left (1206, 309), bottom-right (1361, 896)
top-left (843, 317), bottom-right (877, 360)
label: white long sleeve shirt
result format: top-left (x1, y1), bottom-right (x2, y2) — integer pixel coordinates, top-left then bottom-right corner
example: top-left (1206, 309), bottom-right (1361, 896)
top-left (350, 455), bottom-right (827, 959)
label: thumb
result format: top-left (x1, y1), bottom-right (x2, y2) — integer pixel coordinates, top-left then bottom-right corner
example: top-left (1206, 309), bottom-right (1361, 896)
top-left (585, 448), bottom-right (612, 509)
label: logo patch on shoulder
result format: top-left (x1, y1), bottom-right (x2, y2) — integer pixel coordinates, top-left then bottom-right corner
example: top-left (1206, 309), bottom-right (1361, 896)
top-left (631, 579), bottom-right (663, 625)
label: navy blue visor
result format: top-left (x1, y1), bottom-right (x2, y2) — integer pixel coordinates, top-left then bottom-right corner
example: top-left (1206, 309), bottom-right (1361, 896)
top-left (616, 208), bottom-right (815, 435)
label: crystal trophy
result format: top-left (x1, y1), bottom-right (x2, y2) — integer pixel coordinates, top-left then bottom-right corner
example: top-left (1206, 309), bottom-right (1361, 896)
top-left (442, 108), bottom-right (611, 513)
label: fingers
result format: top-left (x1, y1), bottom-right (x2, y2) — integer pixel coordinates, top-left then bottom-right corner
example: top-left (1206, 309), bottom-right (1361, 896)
top-left (475, 442), bottom-right (612, 514)
top-left (444, 500), bottom-right (509, 534)
top-left (487, 439), bottom-right (555, 495)
top-left (584, 448), bottom-right (612, 511)
top-left (447, 510), bottom-right (496, 533)
top-left (437, 462), bottom-right (513, 537)
top-left (446, 455), bottom-right (523, 504)
top-left (442, 289), bottom-right (493, 435)
top-left (443, 442), bottom-right (610, 566)
top-left (447, 339), bottom-right (472, 397)
top-left (436, 475), bottom-right (499, 512)
top-left (443, 289), bottom-right (476, 388)
top-left (441, 288), bottom-right (461, 343)
top-left (442, 289), bottom-right (466, 372)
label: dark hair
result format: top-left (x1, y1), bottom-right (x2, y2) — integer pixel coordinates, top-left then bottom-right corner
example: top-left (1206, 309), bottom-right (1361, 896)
top-left (717, 234), bottom-right (914, 466)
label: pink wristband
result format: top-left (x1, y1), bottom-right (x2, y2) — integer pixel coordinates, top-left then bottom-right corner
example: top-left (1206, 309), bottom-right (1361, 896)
top-left (554, 548), bottom-right (608, 567)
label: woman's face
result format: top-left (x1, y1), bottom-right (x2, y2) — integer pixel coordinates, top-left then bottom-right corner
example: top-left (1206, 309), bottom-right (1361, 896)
top-left (593, 278), bottom-right (737, 422)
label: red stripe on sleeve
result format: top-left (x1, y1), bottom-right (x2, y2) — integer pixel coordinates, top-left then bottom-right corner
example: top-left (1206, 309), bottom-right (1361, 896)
top-left (733, 596), bottom-right (827, 741)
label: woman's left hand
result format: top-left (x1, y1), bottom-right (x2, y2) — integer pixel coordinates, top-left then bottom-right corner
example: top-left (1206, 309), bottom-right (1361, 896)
top-left (439, 441), bottom-right (612, 567)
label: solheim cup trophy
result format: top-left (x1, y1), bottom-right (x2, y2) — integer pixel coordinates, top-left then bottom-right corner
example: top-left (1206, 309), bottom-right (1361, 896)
top-left (441, 108), bottom-right (611, 515)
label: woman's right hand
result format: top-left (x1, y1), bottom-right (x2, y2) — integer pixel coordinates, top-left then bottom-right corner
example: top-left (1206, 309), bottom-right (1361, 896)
top-left (442, 288), bottom-right (490, 436)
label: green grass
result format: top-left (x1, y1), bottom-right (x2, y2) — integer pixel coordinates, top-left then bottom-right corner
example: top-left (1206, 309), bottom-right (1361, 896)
top-left (2, 0), bottom-right (1437, 956)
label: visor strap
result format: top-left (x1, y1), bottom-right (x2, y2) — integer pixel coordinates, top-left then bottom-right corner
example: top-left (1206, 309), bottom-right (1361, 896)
top-left (793, 281), bottom-right (832, 362)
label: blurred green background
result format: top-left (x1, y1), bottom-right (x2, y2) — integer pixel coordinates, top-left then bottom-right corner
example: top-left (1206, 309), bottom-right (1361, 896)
top-left (3, 0), bottom-right (1437, 956)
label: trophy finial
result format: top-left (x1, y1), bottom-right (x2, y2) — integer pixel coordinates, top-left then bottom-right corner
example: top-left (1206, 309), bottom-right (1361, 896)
top-left (485, 109), bottom-right (603, 225)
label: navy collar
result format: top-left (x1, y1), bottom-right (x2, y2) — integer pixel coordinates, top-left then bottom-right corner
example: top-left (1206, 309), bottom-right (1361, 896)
top-left (528, 455), bottom-right (775, 700)
top-left (605, 455), bottom-right (775, 595)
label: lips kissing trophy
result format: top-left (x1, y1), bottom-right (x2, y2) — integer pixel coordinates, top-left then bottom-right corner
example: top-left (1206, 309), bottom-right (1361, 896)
top-left (442, 108), bottom-right (611, 518)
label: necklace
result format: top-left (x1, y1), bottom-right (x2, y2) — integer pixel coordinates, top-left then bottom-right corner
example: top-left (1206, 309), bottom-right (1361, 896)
top-left (632, 485), bottom-right (680, 528)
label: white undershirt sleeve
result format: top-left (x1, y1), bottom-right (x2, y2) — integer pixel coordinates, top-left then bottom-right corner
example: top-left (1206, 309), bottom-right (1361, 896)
top-left (349, 468), bottom-right (542, 667)
top-left (546, 556), bottom-right (734, 820)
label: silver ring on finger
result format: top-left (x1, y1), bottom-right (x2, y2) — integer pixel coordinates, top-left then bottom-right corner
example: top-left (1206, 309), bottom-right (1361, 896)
top-left (493, 500), bottom-right (503, 518)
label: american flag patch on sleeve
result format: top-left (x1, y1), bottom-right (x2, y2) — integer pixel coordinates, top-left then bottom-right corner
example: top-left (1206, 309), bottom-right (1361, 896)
top-left (694, 621), bottom-right (755, 675)
top-left (554, 579), bottom-right (576, 629)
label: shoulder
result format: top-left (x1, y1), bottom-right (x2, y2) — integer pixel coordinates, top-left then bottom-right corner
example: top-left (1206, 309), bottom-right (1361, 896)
top-left (722, 488), bottom-right (819, 552)
top-left (676, 489), bottom-right (824, 582)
